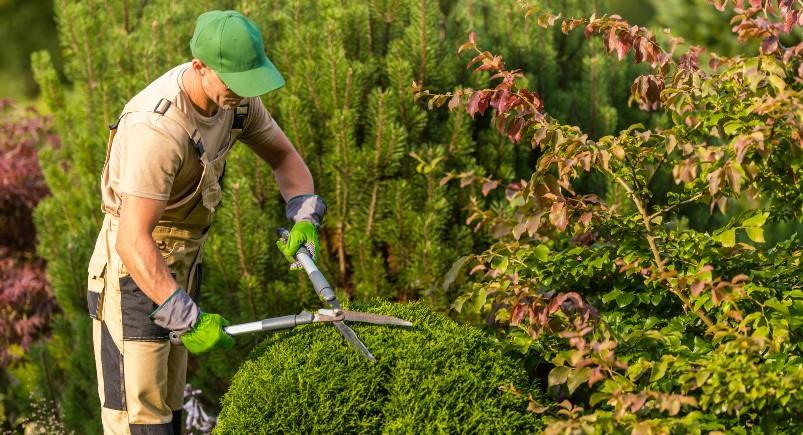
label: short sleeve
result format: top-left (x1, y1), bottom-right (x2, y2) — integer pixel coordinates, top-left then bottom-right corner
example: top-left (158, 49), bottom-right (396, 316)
top-left (116, 113), bottom-right (185, 201)
top-left (238, 97), bottom-right (281, 146)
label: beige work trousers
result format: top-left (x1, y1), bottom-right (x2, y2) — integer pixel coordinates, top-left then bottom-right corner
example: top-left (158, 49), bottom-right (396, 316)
top-left (88, 215), bottom-right (206, 434)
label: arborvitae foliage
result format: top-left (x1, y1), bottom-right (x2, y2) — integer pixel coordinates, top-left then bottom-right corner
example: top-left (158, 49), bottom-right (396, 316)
top-left (31, 0), bottom-right (653, 430)
top-left (215, 301), bottom-right (543, 434)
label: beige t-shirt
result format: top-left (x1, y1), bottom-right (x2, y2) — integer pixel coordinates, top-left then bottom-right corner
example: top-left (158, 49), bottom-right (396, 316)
top-left (102, 63), bottom-right (280, 213)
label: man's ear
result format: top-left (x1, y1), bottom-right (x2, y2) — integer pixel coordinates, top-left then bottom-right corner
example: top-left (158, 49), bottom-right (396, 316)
top-left (190, 59), bottom-right (207, 74)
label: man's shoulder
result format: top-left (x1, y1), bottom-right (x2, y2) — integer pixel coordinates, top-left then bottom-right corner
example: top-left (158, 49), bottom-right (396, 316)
top-left (117, 63), bottom-right (195, 139)
top-left (116, 111), bottom-right (188, 154)
top-left (122, 64), bottom-right (189, 115)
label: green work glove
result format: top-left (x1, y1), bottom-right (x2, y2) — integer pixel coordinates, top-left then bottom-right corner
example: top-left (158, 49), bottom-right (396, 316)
top-left (150, 288), bottom-right (234, 354)
top-left (276, 220), bottom-right (320, 266)
top-left (280, 194), bottom-right (327, 268)
top-left (180, 312), bottom-right (235, 354)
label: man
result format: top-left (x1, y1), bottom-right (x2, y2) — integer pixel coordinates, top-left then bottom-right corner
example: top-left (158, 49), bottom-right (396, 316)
top-left (85, 10), bottom-right (326, 434)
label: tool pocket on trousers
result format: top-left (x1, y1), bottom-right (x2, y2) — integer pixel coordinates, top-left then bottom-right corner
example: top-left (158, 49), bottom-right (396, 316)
top-left (156, 238), bottom-right (185, 264)
top-left (86, 254), bottom-right (107, 321)
top-left (119, 275), bottom-right (173, 341)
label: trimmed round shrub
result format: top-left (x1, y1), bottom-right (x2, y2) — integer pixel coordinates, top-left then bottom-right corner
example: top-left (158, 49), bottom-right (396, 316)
top-left (215, 301), bottom-right (542, 434)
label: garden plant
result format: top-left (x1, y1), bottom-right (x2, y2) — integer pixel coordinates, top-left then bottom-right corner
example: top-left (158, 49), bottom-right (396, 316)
top-left (215, 301), bottom-right (542, 434)
top-left (0, 99), bottom-right (57, 428)
top-left (417, 0), bottom-right (803, 432)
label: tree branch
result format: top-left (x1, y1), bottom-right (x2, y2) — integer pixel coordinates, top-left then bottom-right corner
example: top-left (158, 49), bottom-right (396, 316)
top-left (611, 173), bottom-right (715, 330)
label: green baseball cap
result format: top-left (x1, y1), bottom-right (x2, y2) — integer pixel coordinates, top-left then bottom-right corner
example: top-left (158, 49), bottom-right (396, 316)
top-left (190, 10), bottom-right (285, 97)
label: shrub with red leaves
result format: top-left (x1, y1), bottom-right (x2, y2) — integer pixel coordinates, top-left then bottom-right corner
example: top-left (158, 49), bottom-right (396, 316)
top-left (0, 98), bottom-right (58, 366)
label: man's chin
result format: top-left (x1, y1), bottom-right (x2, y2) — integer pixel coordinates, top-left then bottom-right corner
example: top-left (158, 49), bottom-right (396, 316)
top-left (221, 100), bottom-right (242, 110)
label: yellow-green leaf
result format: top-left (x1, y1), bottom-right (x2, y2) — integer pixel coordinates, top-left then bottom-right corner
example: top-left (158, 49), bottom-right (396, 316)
top-left (451, 294), bottom-right (469, 313)
top-left (713, 228), bottom-right (736, 247)
top-left (742, 212), bottom-right (768, 228)
top-left (567, 368), bottom-right (589, 394)
top-left (723, 121), bottom-right (742, 135)
top-left (533, 244), bottom-right (549, 262)
top-left (768, 75), bottom-right (786, 93)
top-left (650, 359), bottom-right (669, 383)
top-left (472, 288), bottom-right (487, 314)
top-left (746, 226), bottom-right (765, 243)
top-left (548, 366), bottom-right (571, 387)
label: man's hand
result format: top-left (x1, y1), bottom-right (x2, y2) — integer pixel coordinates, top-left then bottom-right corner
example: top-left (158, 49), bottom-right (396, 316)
top-left (150, 288), bottom-right (234, 354)
top-left (278, 194), bottom-right (327, 267)
top-left (276, 221), bottom-right (319, 264)
top-left (180, 312), bottom-right (235, 353)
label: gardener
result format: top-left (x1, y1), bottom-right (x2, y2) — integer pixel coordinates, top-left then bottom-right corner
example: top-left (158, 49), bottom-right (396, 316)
top-left (85, 10), bottom-right (325, 434)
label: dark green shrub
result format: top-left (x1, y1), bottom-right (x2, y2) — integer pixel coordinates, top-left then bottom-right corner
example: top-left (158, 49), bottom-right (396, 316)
top-left (215, 301), bottom-right (542, 434)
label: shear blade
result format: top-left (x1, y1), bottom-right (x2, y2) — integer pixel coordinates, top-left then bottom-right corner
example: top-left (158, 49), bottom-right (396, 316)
top-left (341, 310), bottom-right (413, 327)
top-left (333, 321), bottom-right (376, 362)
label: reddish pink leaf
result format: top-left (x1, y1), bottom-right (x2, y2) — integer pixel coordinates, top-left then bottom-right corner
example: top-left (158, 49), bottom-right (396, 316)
top-left (707, 168), bottom-right (722, 196)
top-left (466, 91), bottom-right (491, 118)
top-left (616, 34), bottom-right (632, 60)
top-left (761, 36), bottom-right (778, 54)
top-left (447, 94), bottom-right (461, 111)
top-left (481, 180), bottom-right (499, 196)
top-left (732, 274), bottom-right (749, 284)
top-left (630, 394), bottom-right (648, 413)
top-left (469, 264), bottom-right (487, 275)
top-left (584, 23), bottom-right (594, 38)
top-left (506, 117), bottom-right (525, 143)
top-left (690, 281), bottom-right (705, 297)
top-left (510, 304), bottom-right (526, 325)
top-left (588, 367), bottom-right (604, 387)
top-left (605, 29), bottom-right (619, 55)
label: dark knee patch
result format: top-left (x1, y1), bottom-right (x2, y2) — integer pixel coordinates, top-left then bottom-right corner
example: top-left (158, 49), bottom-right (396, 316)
top-left (172, 409), bottom-right (182, 435)
top-left (119, 275), bottom-right (172, 341)
top-left (129, 422), bottom-right (174, 434)
top-left (101, 321), bottom-right (126, 411)
top-left (87, 290), bottom-right (100, 319)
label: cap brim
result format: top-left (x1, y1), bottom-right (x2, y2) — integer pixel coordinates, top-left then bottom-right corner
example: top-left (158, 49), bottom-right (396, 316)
top-left (217, 57), bottom-right (285, 98)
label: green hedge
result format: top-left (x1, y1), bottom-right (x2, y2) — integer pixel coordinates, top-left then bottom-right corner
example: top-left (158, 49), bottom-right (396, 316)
top-left (215, 301), bottom-right (542, 434)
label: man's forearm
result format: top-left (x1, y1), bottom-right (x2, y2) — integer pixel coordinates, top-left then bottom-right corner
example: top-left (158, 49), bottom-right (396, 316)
top-left (116, 232), bottom-right (178, 305)
top-left (247, 128), bottom-right (315, 199)
top-left (273, 150), bottom-right (315, 200)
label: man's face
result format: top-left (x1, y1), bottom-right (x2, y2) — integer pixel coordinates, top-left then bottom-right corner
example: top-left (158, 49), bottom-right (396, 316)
top-left (200, 65), bottom-right (244, 110)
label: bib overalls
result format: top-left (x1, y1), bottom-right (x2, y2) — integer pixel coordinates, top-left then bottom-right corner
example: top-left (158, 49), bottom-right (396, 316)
top-left (87, 95), bottom-right (248, 434)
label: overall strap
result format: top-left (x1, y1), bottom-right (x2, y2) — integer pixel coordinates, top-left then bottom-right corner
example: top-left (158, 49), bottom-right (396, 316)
top-left (153, 98), bottom-right (205, 158)
top-left (229, 100), bottom-right (249, 142)
top-left (107, 97), bottom-right (206, 160)
top-left (105, 116), bottom-right (123, 168)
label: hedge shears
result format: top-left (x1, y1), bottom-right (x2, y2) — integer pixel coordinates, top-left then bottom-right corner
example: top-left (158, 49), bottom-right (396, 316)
top-left (221, 228), bottom-right (412, 362)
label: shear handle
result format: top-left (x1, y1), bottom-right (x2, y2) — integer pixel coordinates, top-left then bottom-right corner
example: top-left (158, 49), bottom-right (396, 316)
top-left (277, 227), bottom-right (339, 309)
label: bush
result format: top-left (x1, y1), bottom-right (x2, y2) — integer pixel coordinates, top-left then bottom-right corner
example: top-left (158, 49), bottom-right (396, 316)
top-left (0, 99), bottom-right (58, 431)
top-left (419, 1), bottom-right (803, 432)
top-left (215, 301), bottom-right (542, 434)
